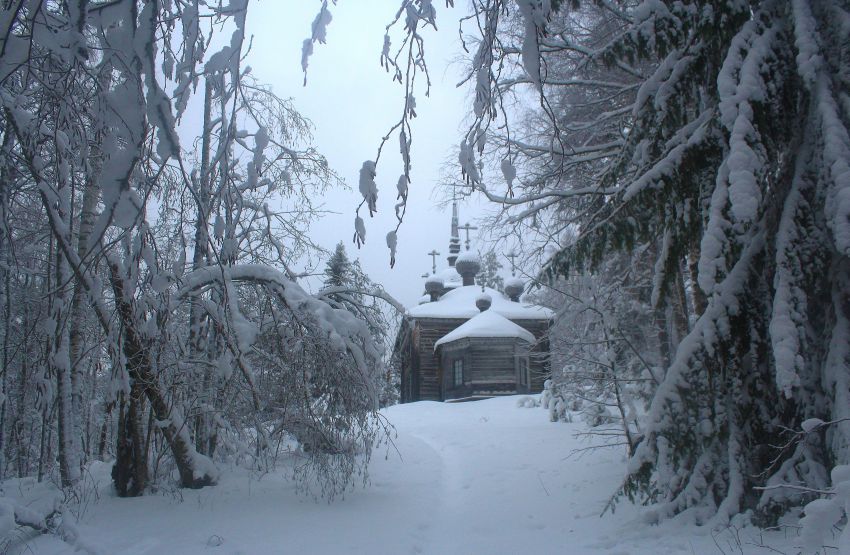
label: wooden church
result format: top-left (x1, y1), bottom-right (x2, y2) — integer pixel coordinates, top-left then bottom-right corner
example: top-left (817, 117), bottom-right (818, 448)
top-left (393, 204), bottom-right (553, 403)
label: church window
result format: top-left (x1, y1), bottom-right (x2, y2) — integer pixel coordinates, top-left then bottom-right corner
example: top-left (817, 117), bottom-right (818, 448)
top-left (453, 359), bottom-right (463, 387)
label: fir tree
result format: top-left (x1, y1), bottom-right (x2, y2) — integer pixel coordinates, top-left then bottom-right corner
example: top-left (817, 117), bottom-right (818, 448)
top-left (558, 0), bottom-right (850, 524)
top-left (462, 0), bottom-right (850, 525)
top-left (476, 251), bottom-right (505, 292)
top-left (321, 242), bottom-right (398, 406)
top-left (324, 242), bottom-right (354, 289)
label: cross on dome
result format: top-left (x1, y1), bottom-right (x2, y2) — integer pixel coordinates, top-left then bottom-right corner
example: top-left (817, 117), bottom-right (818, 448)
top-left (427, 249), bottom-right (441, 274)
top-left (457, 222), bottom-right (478, 250)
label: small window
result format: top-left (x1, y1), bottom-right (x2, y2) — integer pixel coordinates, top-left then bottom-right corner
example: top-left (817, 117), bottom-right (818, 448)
top-left (518, 357), bottom-right (529, 387)
top-left (453, 359), bottom-right (463, 387)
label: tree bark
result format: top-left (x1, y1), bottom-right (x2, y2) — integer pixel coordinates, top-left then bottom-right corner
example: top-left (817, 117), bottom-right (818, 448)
top-left (97, 400), bottom-right (114, 461)
top-left (669, 263), bottom-right (691, 355)
top-left (54, 250), bottom-right (80, 487)
top-left (111, 388), bottom-right (148, 497)
top-left (687, 248), bottom-right (707, 317)
top-left (0, 118), bottom-right (13, 480)
top-left (109, 260), bottom-right (215, 493)
top-left (190, 79), bottom-right (214, 455)
top-left (67, 150), bottom-right (100, 462)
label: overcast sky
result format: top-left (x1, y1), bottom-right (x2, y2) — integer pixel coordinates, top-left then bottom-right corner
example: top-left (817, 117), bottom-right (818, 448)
top-left (241, 1), bottom-right (488, 308)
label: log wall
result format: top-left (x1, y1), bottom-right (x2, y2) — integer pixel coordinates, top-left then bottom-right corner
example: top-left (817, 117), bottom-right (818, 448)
top-left (401, 314), bottom-right (551, 402)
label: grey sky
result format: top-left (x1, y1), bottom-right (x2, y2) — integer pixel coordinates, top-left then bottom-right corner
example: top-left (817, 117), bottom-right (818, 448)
top-left (243, 1), bottom-right (485, 308)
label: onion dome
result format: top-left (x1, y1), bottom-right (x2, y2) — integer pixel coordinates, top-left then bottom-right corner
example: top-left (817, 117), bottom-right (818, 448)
top-left (475, 292), bottom-right (492, 312)
top-left (455, 250), bottom-right (481, 287)
top-left (424, 275), bottom-right (444, 301)
top-left (505, 276), bottom-right (524, 302)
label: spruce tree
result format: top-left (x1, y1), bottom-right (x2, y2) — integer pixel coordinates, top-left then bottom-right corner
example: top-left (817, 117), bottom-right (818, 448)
top-left (321, 242), bottom-right (397, 405)
top-left (463, 0), bottom-right (850, 524)
top-left (476, 251), bottom-right (506, 292)
top-left (552, 0), bottom-right (850, 524)
top-left (324, 242), bottom-right (354, 289)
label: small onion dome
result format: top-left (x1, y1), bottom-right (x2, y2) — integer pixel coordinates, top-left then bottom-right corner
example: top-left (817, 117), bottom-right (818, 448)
top-left (417, 293), bottom-right (431, 305)
top-left (455, 251), bottom-right (481, 286)
top-left (505, 276), bottom-right (524, 302)
top-left (424, 275), bottom-right (444, 301)
top-left (475, 292), bottom-right (492, 312)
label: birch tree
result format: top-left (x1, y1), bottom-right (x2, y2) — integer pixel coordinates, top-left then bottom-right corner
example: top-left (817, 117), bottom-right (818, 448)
top-left (0, 0), bottom-right (387, 500)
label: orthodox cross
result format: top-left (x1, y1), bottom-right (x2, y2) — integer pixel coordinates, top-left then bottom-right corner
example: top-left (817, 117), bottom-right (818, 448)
top-left (427, 250), bottom-right (441, 274)
top-left (506, 251), bottom-right (518, 276)
top-left (448, 181), bottom-right (466, 202)
top-left (458, 222), bottom-right (478, 250)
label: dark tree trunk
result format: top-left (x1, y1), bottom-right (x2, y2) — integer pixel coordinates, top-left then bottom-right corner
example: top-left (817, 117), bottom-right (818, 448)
top-left (109, 260), bottom-right (215, 493)
top-left (98, 401), bottom-right (114, 461)
top-left (112, 388), bottom-right (148, 497)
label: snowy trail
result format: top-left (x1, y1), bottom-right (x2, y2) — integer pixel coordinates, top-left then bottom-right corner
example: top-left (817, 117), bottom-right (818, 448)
top-left (13, 397), bottom-right (791, 554)
top-left (390, 400), bottom-right (630, 554)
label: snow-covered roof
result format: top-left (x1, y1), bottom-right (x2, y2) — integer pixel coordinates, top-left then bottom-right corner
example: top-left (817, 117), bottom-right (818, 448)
top-left (436, 267), bottom-right (462, 284)
top-left (434, 309), bottom-right (535, 350)
top-left (407, 285), bottom-right (553, 320)
top-left (425, 274), bottom-right (443, 286)
top-left (505, 276), bottom-right (524, 289)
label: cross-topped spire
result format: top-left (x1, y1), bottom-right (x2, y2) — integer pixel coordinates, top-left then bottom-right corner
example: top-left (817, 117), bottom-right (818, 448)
top-left (457, 222), bottom-right (478, 250)
top-left (448, 195), bottom-right (461, 266)
top-left (449, 181), bottom-right (467, 202)
top-left (506, 251), bottom-right (518, 276)
top-left (427, 249), bottom-right (441, 274)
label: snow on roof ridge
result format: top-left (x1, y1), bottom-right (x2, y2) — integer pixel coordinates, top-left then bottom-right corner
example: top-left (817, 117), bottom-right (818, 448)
top-left (436, 267), bottom-right (462, 282)
top-left (434, 309), bottom-right (535, 350)
top-left (505, 276), bottom-right (524, 288)
top-left (407, 285), bottom-right (553, 320)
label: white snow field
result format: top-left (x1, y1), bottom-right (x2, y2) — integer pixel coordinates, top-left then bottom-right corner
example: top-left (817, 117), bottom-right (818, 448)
top-left (9, 397), bottom-right (801, 554)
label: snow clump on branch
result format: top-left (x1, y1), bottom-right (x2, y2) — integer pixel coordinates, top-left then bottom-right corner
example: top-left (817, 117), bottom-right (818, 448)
top-left (359, 160), bottom-right (379, 216)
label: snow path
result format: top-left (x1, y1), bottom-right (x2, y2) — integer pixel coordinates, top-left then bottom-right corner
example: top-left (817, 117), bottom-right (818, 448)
top-left (398, 401), bottom-right (620, 554)
top-left (12, 396), bottom-right (793, 554)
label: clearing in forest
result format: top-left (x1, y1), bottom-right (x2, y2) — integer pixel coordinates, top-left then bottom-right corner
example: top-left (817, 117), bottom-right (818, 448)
top-left (10, 397), bottom-right (798, 554)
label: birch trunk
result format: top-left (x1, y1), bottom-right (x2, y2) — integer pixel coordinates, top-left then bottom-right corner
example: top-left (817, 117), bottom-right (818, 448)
top-left (190, 79), bottom-right (214, 455)
top-left (54, 160), bottom-right (81, 486)
top-left (68, 128), bottom-right (103, 465)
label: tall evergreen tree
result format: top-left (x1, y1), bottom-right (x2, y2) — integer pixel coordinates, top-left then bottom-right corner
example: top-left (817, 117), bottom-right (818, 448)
top-left (324, 242), bottom-right (355, 289)
top-left (320, 243), bottom-right (397, 405)
top-left (458, 0), bottom-right (850, 525)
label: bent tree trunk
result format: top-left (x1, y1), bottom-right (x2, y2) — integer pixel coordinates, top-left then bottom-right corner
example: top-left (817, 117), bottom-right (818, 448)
top-left (109, 261), bottom-right (215, 495)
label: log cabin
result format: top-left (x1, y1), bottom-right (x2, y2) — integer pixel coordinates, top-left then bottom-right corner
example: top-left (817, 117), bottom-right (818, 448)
top-left (393, 204), bottom-right (553, 403)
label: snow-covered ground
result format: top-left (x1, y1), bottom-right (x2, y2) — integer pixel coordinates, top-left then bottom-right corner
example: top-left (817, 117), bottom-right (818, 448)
top-left (7, 397), bottom-right (800, 554)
